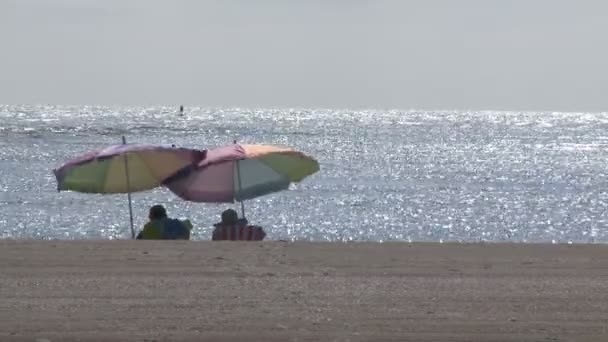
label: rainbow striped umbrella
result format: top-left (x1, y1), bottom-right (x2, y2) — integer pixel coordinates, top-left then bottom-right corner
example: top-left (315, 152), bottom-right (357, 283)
top-left (54, 144), bottom-right (205, 194)
top-left (164, 143), bottom-right (319, 216)
top-left (53, 141), bottom-right (205, 238)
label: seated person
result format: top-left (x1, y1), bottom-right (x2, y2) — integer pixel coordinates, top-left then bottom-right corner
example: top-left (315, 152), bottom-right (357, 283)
top-left (136, 204), bottom-right (193, 240)
top-left (212, 209), bottom-right (266, 241)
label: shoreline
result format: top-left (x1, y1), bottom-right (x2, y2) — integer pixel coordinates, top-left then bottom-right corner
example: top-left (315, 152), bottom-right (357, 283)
top-left (2, 241), bottom-right (608, 341)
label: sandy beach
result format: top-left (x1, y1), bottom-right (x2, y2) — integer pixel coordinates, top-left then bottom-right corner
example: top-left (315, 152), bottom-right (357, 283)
top-left (1, 240), bottom-right (608, 341)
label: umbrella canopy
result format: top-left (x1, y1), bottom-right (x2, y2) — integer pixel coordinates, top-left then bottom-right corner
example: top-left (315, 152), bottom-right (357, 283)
top-left (164, 144), bottom-right (319, 203)
top-left (54, 144), bottom-right (206, 194)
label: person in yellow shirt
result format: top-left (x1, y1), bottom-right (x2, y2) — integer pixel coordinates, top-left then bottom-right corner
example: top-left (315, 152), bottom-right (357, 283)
top-left (136, 205), bottom-right (192, 240)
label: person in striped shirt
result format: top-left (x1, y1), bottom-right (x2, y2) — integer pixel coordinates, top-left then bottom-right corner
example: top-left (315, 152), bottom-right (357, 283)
top-left (212, 209), bottom-right (266, 241)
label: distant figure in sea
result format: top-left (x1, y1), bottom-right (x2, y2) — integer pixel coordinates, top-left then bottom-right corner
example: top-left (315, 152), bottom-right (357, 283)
top-left (212, 209), bottom-right (266, 241)
top-left (179, 105), bottom-right (184, 116)
top-left (136, 204), bottom-right (192, 240)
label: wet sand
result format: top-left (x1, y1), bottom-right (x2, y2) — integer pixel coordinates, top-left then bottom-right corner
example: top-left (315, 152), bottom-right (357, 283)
top-left (1, 240), bottom-right (607, 341)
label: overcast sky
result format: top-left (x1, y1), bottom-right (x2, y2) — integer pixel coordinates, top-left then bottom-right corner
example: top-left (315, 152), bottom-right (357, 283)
top-left (1, 0), bottom-right (607, 111)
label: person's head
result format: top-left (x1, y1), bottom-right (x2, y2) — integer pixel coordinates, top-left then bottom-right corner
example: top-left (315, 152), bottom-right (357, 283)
top-left (221, 209), bottom-right (238, 225)
top-left (149, 205), bottom-right (167, 220)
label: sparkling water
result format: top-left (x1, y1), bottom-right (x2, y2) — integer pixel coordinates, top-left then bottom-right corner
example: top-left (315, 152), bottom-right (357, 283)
top-left (1, 104), bottom-right (608, 242)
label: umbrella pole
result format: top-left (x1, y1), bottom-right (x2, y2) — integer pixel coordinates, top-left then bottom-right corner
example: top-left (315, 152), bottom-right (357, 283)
top-left (240, 200), bottom-right (245, 220)
top-left (122, 136), bottom-right (135, 239)
top-left (236, 158), bottom-right (246, 219)
top-left (234, 140), bottom-right (246, 219)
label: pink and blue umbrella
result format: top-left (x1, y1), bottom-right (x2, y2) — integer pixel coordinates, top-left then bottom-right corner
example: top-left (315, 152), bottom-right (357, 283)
top-left (164, 144), bottom-right (319, 210)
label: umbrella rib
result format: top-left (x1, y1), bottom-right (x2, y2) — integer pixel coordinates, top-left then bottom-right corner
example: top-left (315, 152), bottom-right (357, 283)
top-left (98, 158), bottom-right (112, 193)
top-left (132, 152), bottom-right (158, 187)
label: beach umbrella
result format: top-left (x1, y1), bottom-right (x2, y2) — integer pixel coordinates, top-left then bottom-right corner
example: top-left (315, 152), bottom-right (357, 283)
top-left (53, 137), bottom-right (206, 237)
top-left (164, 143), bottom-right (319, 218)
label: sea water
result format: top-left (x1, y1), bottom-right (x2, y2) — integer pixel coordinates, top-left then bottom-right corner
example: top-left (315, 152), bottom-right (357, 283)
top-left (1, 105), bottom-right (608, 242)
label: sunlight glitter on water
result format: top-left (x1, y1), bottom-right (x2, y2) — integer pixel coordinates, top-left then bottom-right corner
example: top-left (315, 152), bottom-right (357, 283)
top-left (1, 105), bottom-right (608, 242)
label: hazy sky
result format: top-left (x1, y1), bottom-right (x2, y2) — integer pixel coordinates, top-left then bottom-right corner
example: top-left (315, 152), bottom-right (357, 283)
top-left (1, 0), bottom-right (607, 111)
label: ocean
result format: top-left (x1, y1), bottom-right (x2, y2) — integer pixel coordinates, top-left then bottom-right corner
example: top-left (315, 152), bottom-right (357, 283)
top-left (1, 104), bottom-right (608, 242)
